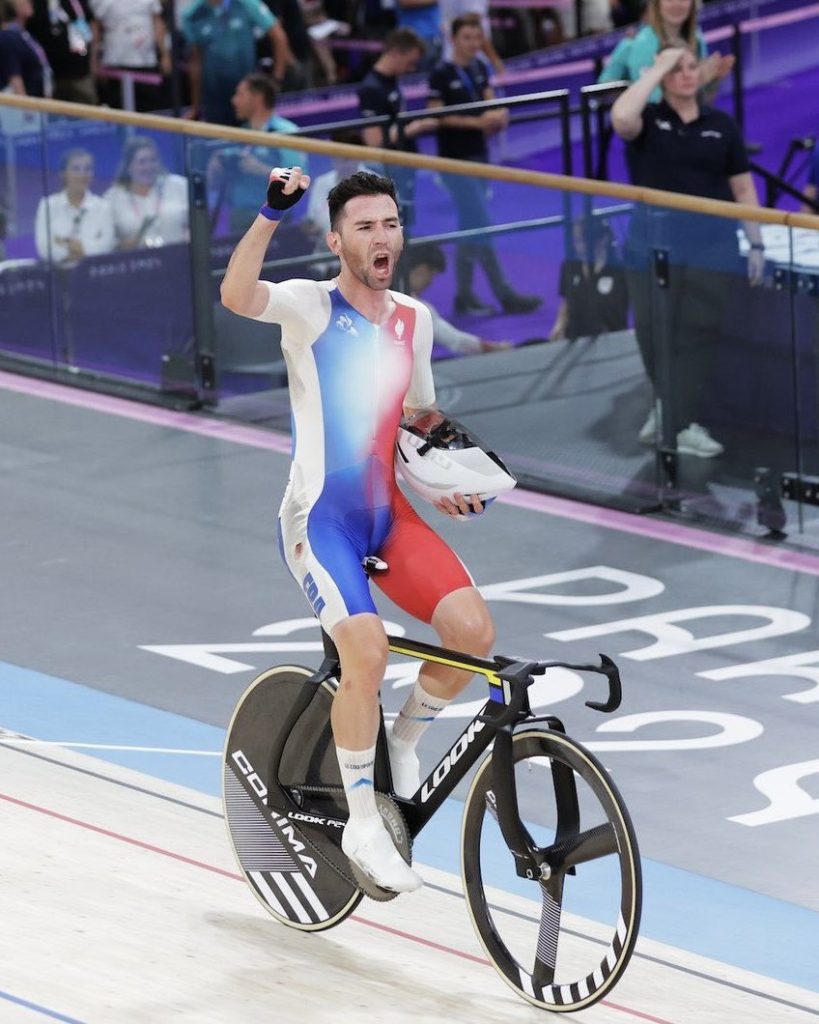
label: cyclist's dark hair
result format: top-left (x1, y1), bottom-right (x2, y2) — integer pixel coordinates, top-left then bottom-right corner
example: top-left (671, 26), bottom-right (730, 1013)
top-left (0, 0), bottom-right (16, 22)
top-left (242, 72), bottom-right (278, 109)
top-left (406, 243), bottom-right (446, 274)
top-left (327, 171), bottom-right (398, 230)
top-left (382, 27), bottom-right (426, 54)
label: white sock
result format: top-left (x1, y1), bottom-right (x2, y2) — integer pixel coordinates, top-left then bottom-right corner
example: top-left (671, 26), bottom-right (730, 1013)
top-left (336, 744), bottom-right (378, 820)
top-left (391, 680), bottom-right (451, 750)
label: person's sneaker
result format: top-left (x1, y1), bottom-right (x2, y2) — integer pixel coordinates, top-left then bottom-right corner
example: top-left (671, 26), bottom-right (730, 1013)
top-left (676, 423), bottom-right (724, 458)
top-left (500, 292), bottom-right (542, 314)
top-left (385, 723), bottom-right (421, 799)
top-left (455, 295), bottom-right (495, 316)
top-left (341, 815), bottom-right (423, 893)
top-left (638, 408), bottom-right (657, 445)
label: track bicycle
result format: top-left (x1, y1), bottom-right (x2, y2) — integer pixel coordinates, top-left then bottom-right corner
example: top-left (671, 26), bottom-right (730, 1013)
top-left (222, 628), bottom-right (642, 1013)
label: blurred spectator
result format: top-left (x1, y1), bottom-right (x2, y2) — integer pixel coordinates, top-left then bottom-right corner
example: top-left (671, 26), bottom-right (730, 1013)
top-left (428, 15), bottom-right (541, 316)
top-left (181, 0), bottom-right (293, 125)
top-left (440, 2), bottom-right (503, 73)
top-left (548, 216), bottom-right (629, 341)
top-left (104, 135), bottom-right (189, 248)
top-left (35, 147), bottom-right (114, 263)
top-left (209, 72), bottom-right (303, 234)
top-left (0, 0), bottom-right (52, 96)
top-left (598, 0), bottom-right (732, 102)
top-left (28, 0), bottom-right (96, 104)
top-left (395, 0), bottom-right (441, 67)
top-left (406, 243), bottom-right (513, 353)
top-left (89, 0), bottom-right (171, 110)
top-left (358, 28), bottom-right (434, 149)
top-left (299, 0), bottom-right (348, 86)
top-left (611, 45), bottom-right (765, 457)
top-left (802, 141), bottom-right (819, 213)
top-left (357, 28), bottom-right (436, 224)
top-left (260, 0), bottom-right (312, 89)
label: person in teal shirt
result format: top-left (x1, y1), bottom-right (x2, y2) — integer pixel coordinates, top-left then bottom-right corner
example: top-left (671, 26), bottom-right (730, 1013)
top-left (598, 0), bottom-right (732, 104)
top-left (182, 0), bottom-right (292, 124)
top-left (209, 72), bottom-right (306, 233)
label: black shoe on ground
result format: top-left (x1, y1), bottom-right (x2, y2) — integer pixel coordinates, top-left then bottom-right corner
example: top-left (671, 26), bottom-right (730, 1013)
top-left (454, 295), bottom-right (496, 316)
top-left (500, 293), bottom-right (543, 314)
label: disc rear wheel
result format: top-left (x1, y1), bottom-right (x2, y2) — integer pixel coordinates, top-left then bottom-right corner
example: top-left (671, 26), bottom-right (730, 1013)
top-left (223, 665), bottom-right (363, 932)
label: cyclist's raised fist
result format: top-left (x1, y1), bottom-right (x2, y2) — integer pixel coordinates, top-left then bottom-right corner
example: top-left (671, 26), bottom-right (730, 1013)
top-left (266, 166), bottom-right (310, 211)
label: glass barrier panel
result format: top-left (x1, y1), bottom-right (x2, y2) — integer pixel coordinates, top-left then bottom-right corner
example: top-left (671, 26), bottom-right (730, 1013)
top-left (416, 177), bottom-right (658, 512)
top-left (639, 202), bottom-right (801, 537)
top-left (786, 221), bottom-right (819, 541)
top-left (36, 113), bottom-right (194, 391)
top-left (0, 106), bottom-right (59, 367)
top-left (206, 151), bottom-right (665, 512)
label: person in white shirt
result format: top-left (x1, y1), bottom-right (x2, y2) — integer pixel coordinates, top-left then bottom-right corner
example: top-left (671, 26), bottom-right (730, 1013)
top-left (89, 0), bottom-right (170, 70)
top-left (104, 135), bottom-right (189, 249)
top-left (89, 0), bottom-right (170, 109)
top-left (34, 147), bottom-right (114, 263)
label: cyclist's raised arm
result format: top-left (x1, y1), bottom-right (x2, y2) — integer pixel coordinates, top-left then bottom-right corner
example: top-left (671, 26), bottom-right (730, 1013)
top-left (221, 166), bottom-right (310, 319)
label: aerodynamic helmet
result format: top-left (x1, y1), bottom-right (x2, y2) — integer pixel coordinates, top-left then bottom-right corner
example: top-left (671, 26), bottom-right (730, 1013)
top-left (394, 409), bottom-right (516, 512)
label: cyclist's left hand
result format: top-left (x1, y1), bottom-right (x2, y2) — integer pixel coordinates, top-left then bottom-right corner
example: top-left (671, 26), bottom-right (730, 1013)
top-left (434, 492), bottom-right (484, 519)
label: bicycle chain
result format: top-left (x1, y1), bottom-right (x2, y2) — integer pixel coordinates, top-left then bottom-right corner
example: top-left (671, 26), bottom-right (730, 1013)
top-left (294, 784), bottom-right (414, 902)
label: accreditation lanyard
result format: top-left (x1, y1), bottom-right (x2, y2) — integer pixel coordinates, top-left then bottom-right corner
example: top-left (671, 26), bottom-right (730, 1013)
top-left (454, 62), bottom-right (480, 102)
top-left (129, 180), bottom-right (165, 231)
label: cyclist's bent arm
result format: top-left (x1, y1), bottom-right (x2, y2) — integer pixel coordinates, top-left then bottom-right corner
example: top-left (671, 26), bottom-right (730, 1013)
top-left (221, 215), bottom-right (282, 318)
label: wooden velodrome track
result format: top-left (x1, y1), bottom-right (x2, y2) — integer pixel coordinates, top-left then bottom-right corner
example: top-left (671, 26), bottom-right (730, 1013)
top-left (2, 738), bottom-right (817, 1024)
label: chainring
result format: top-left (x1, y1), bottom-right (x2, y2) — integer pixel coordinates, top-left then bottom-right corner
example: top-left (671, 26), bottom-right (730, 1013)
top-left (348, 792), bottom-right (414, 902)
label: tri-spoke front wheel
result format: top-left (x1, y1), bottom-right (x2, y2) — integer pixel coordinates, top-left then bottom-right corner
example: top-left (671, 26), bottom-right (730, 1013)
top-left (461, 729), bottom-right (641, 1012)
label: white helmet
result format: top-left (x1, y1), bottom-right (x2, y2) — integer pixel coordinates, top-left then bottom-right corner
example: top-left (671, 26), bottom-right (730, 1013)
top-left (395, 409), bottom-right (516, 512)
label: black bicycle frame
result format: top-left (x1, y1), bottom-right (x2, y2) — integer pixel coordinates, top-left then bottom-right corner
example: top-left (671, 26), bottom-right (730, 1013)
top-left (305, 630), bottom-right (622, 880)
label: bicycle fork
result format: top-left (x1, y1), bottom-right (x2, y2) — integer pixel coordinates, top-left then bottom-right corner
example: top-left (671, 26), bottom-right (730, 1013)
top-left (490, 722), bottom-right (579, 883)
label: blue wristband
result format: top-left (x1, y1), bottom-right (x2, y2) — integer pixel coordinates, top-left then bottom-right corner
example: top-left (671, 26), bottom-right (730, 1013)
top-left (259, 204), bottom-right (282, 222)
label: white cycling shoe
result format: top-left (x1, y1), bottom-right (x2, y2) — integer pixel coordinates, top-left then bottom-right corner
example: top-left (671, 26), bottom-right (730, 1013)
top-left (385, 723), bottom-right (421, 799)
top-left (342, 815), bottom-right (423, 893)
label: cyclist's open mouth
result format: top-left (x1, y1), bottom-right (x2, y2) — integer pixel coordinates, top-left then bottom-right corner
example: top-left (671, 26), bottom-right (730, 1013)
top-left (372, 253), bottom-right (391, 278)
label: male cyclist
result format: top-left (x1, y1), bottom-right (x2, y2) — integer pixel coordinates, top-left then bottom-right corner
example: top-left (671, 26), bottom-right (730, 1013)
top-left (221, 168), bottom-right (496, 893)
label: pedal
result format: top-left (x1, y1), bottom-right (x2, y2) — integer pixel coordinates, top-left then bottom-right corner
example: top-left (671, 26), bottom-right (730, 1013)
top-left (348, 793), bottom-right (413, 902)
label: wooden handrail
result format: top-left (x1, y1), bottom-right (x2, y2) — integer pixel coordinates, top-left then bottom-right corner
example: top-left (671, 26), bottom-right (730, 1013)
top-left (3, 92), bottom-right (819, 230)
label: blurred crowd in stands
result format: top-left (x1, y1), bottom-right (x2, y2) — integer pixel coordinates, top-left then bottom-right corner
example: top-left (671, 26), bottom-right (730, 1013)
top-left (0, 0), bottom-right (725, 115)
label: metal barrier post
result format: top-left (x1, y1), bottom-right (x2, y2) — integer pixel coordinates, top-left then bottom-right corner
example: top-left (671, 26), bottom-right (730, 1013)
top-left (184, 169), bottom-right (217, 405)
